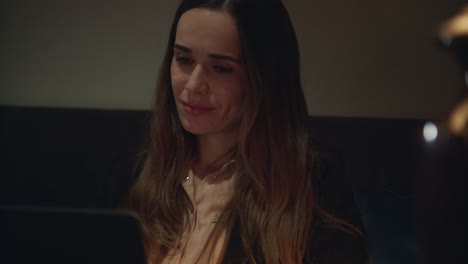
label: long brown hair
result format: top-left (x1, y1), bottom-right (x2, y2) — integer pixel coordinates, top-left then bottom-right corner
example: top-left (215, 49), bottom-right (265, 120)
top-left (128, 0), bottom-right (315, 262)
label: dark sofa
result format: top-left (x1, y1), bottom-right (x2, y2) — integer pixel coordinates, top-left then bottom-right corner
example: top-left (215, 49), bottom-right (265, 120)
top-left (0, 106), bottom-right (427, 263)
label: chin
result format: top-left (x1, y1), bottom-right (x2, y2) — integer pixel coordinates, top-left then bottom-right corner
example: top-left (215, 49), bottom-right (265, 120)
top-left (180, 118), bottom-right (212, 135)
top-left (178, 113), bottom-right (240, 137)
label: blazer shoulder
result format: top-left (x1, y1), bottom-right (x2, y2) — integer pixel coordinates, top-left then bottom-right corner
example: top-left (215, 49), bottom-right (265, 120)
top-left (305, 215), bottom-right (370, 264)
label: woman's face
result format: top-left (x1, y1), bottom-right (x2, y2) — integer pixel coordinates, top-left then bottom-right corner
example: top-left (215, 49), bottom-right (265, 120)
top-left (171, 8), bottom-right (246, 136)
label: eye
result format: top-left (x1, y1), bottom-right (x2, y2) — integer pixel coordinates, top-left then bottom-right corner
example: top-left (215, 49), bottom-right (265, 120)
top-left (175, 56), bottom-right (194, 65)
top-left (213, 65), bottom-right (233, 73)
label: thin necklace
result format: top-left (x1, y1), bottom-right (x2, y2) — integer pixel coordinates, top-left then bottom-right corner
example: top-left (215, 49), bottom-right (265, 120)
top-left (186, 145), bottom-right (237, 182)
top-left (185, 159), bottom-right (235, 183)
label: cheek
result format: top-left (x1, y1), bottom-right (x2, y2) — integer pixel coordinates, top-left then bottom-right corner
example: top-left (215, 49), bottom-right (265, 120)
top-left (230, 89), bottom-right (244, 107)
top-left (170, 62), bottom-right (186, 96)
top-left (229, 78), bottom-right (246, 105)
top-left (216, 81), bottom-right (245, 110)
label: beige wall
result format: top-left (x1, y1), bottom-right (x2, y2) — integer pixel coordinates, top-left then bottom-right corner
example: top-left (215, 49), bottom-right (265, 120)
top-left (0, 0), bottom-right (462, 119)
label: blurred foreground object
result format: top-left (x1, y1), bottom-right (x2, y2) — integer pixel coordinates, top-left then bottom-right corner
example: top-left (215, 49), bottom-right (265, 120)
top-left (439, 4), bottom-right (468, 138)
top-left (440, 4), bottom-right (468, 39)
top-left (415, 4), bottom-right (468, 264)
top-left (449, 96), bottom-right (468, 136)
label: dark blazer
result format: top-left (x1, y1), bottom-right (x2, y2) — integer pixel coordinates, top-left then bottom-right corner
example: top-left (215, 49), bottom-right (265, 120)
top-left (222, 217), bottom-right (368, 263)
top-left (222, 141), bottom-right (370, 263)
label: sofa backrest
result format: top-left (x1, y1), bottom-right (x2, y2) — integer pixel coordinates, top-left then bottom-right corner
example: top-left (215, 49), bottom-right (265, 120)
top-left (0, 106), bottom-right (426, 208)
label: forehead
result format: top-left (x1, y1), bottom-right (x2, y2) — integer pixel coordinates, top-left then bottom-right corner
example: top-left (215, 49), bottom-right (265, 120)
top-left (175, 8), bottom-right (241, 55)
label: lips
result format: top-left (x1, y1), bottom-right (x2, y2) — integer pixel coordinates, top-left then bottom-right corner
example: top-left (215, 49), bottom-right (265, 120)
top-left (181, 101), bottom-right (215, 115)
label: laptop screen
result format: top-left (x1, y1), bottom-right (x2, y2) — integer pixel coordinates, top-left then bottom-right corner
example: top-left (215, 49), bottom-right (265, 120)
top-left (1, 207), bottom-right (146, 264)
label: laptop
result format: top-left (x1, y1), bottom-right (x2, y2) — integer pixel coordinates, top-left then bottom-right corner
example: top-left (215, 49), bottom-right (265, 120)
top-left (0, 207), bottom-right (146, 264)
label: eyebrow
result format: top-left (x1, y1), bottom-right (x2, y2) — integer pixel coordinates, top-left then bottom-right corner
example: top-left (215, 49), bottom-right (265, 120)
top-left (174, 43), bottom-right (241, 64)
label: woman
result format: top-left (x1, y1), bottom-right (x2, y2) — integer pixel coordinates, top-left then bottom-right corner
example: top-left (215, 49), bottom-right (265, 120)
top-left (128, 0), bottom-right (368, 263)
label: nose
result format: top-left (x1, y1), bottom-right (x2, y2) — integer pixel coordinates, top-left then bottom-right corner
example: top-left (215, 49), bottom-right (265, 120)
top-left (185, 64), bottom-right (209, 94)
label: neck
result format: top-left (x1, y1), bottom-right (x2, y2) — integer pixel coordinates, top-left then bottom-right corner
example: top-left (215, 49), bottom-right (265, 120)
top-left (194, 131), bottom-right (238, 176)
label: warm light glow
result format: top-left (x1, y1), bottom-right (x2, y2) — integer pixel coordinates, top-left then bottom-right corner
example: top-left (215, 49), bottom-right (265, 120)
top-left (449, 97), bottom-right (468, 136)
top-left (424, 122), bottom-right (438, 143)
top-left (439, 5), bottom-right (468, 38)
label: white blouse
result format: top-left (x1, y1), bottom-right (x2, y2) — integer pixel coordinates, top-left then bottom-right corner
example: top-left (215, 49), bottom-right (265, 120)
top-left (161, 169), bottom-right (236, 264)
